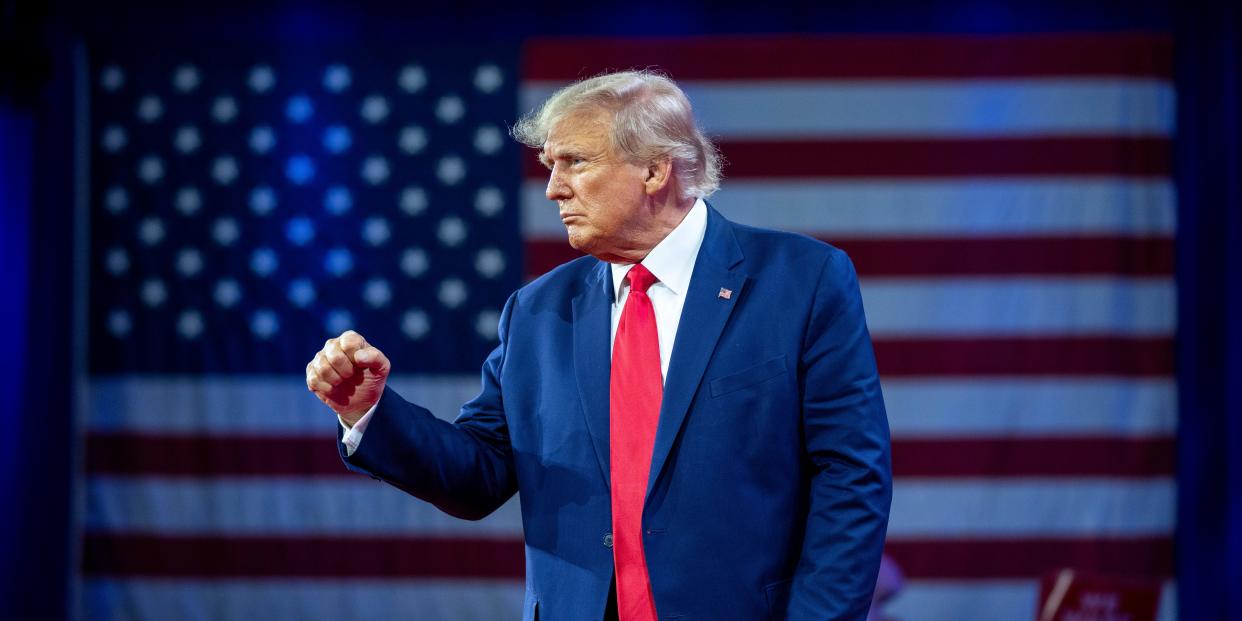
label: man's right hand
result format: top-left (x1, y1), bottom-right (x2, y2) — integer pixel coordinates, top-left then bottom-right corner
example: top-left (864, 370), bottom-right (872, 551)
top-left (306, 330), bottom-right (392, 427)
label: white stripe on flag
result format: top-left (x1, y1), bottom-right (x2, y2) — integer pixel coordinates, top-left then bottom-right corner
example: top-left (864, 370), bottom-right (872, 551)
top-left (860, 278), bottom-right (1174, 336)
top-left (83, 579), bottom-right (525, 621)
top-left (883, 378), bottom-right (1175, 437)
top-left (85, 376), bottom-right (1175, 437)
top-left (521, 179), bottom-right (1176, 237)
top-left (85, 375), bottom-right (481, 434)
top-left (85, 477), bottom-right (523, 535)
top-left (85, 477), bottom-right (1171, 538)
top-left (521, 79), bottom-right (1175, 137)
top-left (887, 478), bottom-right (1174, 538)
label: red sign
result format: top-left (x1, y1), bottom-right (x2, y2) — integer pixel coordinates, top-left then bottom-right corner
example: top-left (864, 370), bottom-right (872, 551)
top-left (1037, 569), bottom-right (1163, 621)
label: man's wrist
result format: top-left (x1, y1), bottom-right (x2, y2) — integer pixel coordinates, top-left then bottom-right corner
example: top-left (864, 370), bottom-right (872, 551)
top-left (339, 396), bottom-right (383, 457)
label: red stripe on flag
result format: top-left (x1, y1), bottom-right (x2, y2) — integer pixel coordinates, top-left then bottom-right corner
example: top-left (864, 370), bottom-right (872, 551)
top-left (81, 533), bottom-right (525, 579)
top-left (524, 237), bottom-right (1175, 278)
top-left (81, 533), bottom-right (1172, 580)
top-left (874, 336), bottom-right (1172, 377)
top-left (86, 433), bottom-right (346, 477)
top-left (521, 137), bottom-right (1171, 179)
top-left (886, 536), bottom-right (1173, 579)
top-left (720, 137), bottom-right (1171, 178)
top-left (524, 34), bottom-right (1173, 80)
top-left (833, 236), bottom-right (1174, 277)
top-left (893, 437), bottom-right (1175, 478)
top-left (86, 432), bottom-right (1174, 478)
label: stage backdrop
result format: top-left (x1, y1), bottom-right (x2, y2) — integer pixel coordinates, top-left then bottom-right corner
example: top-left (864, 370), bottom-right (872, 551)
top-left (78, 34), bottom-right (1176, 620)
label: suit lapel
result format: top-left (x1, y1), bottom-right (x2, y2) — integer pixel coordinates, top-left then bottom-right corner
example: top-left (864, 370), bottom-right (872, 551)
top-left (573, 261), bottom-right (615, 488)
top-left (647, 207), bottom-right (747, 499)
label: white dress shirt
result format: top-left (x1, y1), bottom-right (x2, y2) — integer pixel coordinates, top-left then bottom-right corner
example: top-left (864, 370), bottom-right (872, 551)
top-left (340, 199), bottom-right (708, 456)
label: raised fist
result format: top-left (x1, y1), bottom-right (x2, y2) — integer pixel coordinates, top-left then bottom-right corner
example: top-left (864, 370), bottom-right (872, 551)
top-left (306, 330), bottom-right (391, 427)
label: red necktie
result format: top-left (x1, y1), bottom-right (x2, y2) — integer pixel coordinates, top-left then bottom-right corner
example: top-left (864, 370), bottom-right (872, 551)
top-left (609, 263), bottom-right (662, 621)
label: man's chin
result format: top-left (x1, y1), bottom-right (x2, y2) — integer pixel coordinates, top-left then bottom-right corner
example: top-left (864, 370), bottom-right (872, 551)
top-left (565, 229), bottom-right (591, 253)
top-left (566, 231), bottom-right (612, 262)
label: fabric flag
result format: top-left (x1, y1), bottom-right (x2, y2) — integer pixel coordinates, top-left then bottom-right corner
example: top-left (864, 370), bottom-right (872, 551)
top-left (79, 34), bottom-right (1176, 620)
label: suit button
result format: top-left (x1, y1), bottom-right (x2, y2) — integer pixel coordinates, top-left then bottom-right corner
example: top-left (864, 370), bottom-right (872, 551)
top-left (603, 533), bottom-right (613, 548)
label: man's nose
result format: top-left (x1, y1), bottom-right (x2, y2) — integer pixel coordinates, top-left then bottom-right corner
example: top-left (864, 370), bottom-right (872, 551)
top-left (546, 167), bottom-right (571, 201)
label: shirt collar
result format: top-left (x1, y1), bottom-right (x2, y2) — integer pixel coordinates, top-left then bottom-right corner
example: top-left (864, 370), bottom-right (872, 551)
top-left (610, 198), bottom-right (708, 300)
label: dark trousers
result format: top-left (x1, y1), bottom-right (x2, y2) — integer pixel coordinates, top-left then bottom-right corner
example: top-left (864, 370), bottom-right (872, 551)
top-left (603, 576), bottom-right (619, 621)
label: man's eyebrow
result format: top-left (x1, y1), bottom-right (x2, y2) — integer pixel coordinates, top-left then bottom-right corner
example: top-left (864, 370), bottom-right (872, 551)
top-left (539, 145), bottom-right (587, 166)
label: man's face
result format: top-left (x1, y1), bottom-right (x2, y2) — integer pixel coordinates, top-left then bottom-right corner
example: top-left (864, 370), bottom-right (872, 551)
top-left (541, 108), bottom-right (651, 262)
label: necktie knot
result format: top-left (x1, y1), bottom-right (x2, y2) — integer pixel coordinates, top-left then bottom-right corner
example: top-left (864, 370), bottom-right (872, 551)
top-left (626, 264), bottom-right (658, 295)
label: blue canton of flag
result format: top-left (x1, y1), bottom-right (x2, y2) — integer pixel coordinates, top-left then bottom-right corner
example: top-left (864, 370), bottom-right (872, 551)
top-left (88, 46), bottom-right (523, 374)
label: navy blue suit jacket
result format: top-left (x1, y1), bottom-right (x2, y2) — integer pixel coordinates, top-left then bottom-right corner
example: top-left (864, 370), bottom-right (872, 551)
top-left (340, 206), bottom-right (892, 620)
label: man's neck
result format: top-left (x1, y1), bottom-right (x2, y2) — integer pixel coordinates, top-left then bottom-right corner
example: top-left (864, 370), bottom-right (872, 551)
top-left (604, 195), bottom-right (696, 264)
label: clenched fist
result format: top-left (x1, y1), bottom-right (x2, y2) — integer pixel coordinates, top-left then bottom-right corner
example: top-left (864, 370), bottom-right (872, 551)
top-left (306, 330), bottom-right (391, 427)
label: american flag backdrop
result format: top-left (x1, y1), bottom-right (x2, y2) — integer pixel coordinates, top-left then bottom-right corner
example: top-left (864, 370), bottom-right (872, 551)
top-left (79, 34), bottom-right (1176, 620)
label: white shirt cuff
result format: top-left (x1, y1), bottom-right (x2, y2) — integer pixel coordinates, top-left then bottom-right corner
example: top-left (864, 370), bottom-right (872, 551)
top-left (339, 397), bottom-right (381, 457)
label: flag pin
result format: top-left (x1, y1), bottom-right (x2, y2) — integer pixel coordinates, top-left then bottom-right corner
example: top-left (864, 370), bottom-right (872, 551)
top-left (718, 287), bottom-right (732, 300)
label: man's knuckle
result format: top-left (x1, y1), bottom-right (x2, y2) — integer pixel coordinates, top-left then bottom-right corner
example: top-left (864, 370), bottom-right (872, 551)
top-left (340, 332), bottom-right (367, 351)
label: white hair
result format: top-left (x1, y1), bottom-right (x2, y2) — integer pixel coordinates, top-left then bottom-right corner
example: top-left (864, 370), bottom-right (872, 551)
top-left (512, 70), bottom-right (722, 199)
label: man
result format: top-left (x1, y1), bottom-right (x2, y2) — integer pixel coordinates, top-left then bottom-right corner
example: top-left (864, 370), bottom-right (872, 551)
top-left (306, 71), bottom-right (891, 620)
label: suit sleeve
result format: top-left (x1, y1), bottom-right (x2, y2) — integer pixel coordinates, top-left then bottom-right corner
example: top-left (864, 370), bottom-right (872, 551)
top-left (336, 291), bottom-right (520, 521)
top-left (787, 249), bottom-right (893, 620)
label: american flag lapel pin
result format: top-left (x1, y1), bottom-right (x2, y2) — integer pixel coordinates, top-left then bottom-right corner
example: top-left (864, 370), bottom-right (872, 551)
top-left (718, 287), bottom-right (732, 300)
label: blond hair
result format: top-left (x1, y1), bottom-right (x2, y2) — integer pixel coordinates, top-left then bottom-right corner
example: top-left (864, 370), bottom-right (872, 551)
top-left (512, 70), bottom-right (722, 199)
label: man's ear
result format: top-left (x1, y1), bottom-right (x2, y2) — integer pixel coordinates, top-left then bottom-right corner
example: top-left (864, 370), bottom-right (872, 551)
top-left (643, 157), bottom-right (673, 196)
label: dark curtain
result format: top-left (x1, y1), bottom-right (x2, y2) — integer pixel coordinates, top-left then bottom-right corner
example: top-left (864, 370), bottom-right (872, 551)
top-left (1175, 0), bottom-right (1242, 619)
top-left (0, 27), bottom-right (77, 621)
top-left (2, 1), bottom-right (75, 619)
